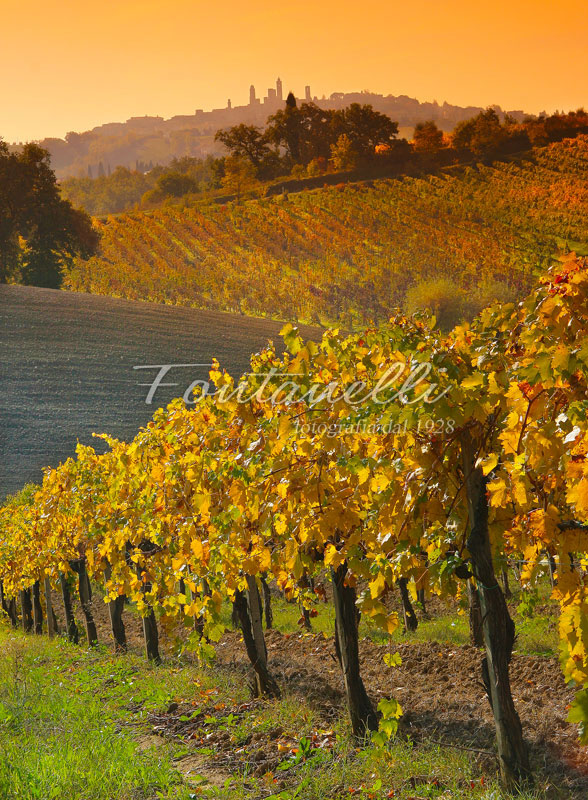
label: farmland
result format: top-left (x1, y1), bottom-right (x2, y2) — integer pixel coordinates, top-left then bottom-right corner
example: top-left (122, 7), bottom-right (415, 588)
top-left (4, 124), bottom-right (588, 800)
top-left (0, 284), bottom-right (317, 499)
top-left (64, 136), bottom-right (588, 326)
top-left (4, 256), bottom-right (588, 797)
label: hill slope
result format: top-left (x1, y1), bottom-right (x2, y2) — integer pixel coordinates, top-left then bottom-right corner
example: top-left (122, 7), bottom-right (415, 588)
top-left (64, 136), bottom-right (588, 327)
top-left (0, 285), bottom-right (317, 499)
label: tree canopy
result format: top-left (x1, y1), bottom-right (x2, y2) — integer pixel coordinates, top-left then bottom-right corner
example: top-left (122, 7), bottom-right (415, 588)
top-left (215, 101), bottom-right (401, 174)
top-left (0, 141), bottom-right (98, 288)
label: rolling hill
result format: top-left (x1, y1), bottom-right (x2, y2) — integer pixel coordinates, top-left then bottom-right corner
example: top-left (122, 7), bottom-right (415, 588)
top-left (0, 285), bottom-right (318, 499)
top-left (64, 136), bottom-right (588, 327)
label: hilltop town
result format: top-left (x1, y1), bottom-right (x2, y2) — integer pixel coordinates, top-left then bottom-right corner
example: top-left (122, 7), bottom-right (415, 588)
top-left (25, 78), bottom-right (530, 178)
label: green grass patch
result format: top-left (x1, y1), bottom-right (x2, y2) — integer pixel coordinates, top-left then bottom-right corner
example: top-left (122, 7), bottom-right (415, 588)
top-left (0, 577), bottom-right (564, 800)
top-left (0, 630), bottom-right (201, 800)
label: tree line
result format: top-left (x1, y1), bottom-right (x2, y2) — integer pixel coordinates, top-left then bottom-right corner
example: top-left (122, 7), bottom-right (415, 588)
top-left (217, 98), bottom-right (588, 180)
top-left (59, 100), bottom-right (588, 216)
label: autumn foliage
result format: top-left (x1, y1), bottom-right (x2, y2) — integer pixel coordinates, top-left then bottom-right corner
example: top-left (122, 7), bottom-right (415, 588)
top-left (64, 136), bottom-right (588, 326)
top-left (3, 255), bottom-right (588, 786)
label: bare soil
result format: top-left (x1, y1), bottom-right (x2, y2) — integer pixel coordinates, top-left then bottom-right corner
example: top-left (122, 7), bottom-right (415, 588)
top-left (47, 585), bottom-right (588, 795)
top-left (1, 284), bottom-right (319, 499)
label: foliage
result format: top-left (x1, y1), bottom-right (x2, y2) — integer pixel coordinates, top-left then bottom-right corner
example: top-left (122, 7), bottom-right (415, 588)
top-left (338, 103), bottom-right (398, 161)
top-left (0, 142), bottom-right (98, 287)
top-left (413, 121), bottom-right (444, 153)
top-left (220, 157), bottom-right (259, 202)
top-left (60, 156), bottom-right (223, 215)
top-left (215, 124), bottom-right (274, 178)
top-left (264, 100), bottom-right (399, 168)
top-left (405, 278), bottom-right (517, 332)
top-left (330, 134), bottom-right (356, 171)
top-left (60, 166), bottom-right (153, 215)
top-left (404, 277), bottom-right (466, 331)
top-left (3, 256), bottom-right (588, 752)
top-left (155, 171), bottom-right (199, 198)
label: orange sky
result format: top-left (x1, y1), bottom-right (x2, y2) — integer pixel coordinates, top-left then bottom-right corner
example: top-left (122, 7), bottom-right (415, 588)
top-left (1, 0), bottom-right (587, 142)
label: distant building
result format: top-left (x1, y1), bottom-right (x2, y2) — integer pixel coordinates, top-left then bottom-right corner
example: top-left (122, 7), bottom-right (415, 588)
top-left (305, 85), bottom-right (311, 102)
top-left (276, 77), bottom-right (283, 102)
top-left (249, 85), bottom-right (256, 106)
top-left (227, 99), bottom-right (232, 109)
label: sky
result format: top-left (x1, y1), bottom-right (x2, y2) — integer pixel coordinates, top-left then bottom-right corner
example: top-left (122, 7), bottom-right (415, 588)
top-left (1, 0), bottom-right (587, 142)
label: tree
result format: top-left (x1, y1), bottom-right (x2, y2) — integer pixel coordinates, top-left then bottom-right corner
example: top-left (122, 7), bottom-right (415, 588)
top-left (155, 171), bottom-right (198, 198)
top-left (221, 156), bottom-right (259, 203)
top-left (452, 108), bottom-right (508, 159)
top-left (413, 120), bottom-right (444, 152)
top-left (0, 141), bottom-right (98, 288)
top-left (265, 99), bottom-right (399, 169)
top-left (266, 93), bottom-right (302, 164)
top-left (330, 134), bottom-right (356, 171)
top-left (336, 104), bottom-right (398, 162)
top-left (296, 103), bottom-right (338, 164)
top-left (214, 124), bottom-right (272, 172)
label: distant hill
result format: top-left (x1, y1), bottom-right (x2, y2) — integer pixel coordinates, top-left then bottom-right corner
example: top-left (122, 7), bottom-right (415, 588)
top-left (63, 136), bottom-right (588, 327)
top-left (0, 285), bottom-right (319, 499)
top-left (14, 85), bottom-right (530, 179)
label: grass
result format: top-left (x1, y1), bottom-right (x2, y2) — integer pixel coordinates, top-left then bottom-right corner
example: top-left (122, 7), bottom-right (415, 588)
top-left (0, 634), bottom-right (192, 799)
top-left (0, 572), bottom-right (563, 799)
top-left (0, 623), bottom-right (550, 800)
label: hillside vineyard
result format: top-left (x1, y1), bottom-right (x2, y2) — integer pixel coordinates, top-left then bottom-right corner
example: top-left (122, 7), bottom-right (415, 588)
top-left (64, 137), bottom-right (588, 326)
top-left (3, 257), bottom-right (588, 788)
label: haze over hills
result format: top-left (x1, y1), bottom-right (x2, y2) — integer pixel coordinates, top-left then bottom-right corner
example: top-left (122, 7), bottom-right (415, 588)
top-left (16, 79), bottom-right (530, 179)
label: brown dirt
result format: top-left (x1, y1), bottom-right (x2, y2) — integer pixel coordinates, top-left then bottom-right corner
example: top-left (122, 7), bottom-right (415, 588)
top-left (49, 584), bottom-right (147, 653)
top-left (208, 629), bottom-right (588, 797)
top-left (47, 586), bottom-right (588, 796)
top-left (1, 283), bottom-right (320, 500)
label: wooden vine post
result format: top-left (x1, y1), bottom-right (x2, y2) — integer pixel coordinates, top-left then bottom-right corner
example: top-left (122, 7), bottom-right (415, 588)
top-left (20, 588), bottom-right (33, 633)
top-left (59, 572), bottom-right (79, 643)
top-left (44, 577), bottom-right (56, 638)
top-left (397, 577), bottom-right (418, 632)
top-left (134, 555), bottom-right (160, 664)
top-left (32, 581), bottom-right (43, 635)
top-left (104, 563), bottom-right (127, 652)
top-left (233, 579), bottom-right (280, 698)
top-left (70, 559), bottom-right (98, 646)
top-left (260, 576), bottom-right (273, 629)
top-left (467, 580), bottom-right (484, 646)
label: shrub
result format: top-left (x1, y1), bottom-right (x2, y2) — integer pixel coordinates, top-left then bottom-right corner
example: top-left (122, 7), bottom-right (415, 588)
top-left (404, 277), bottom-right (465, 331)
